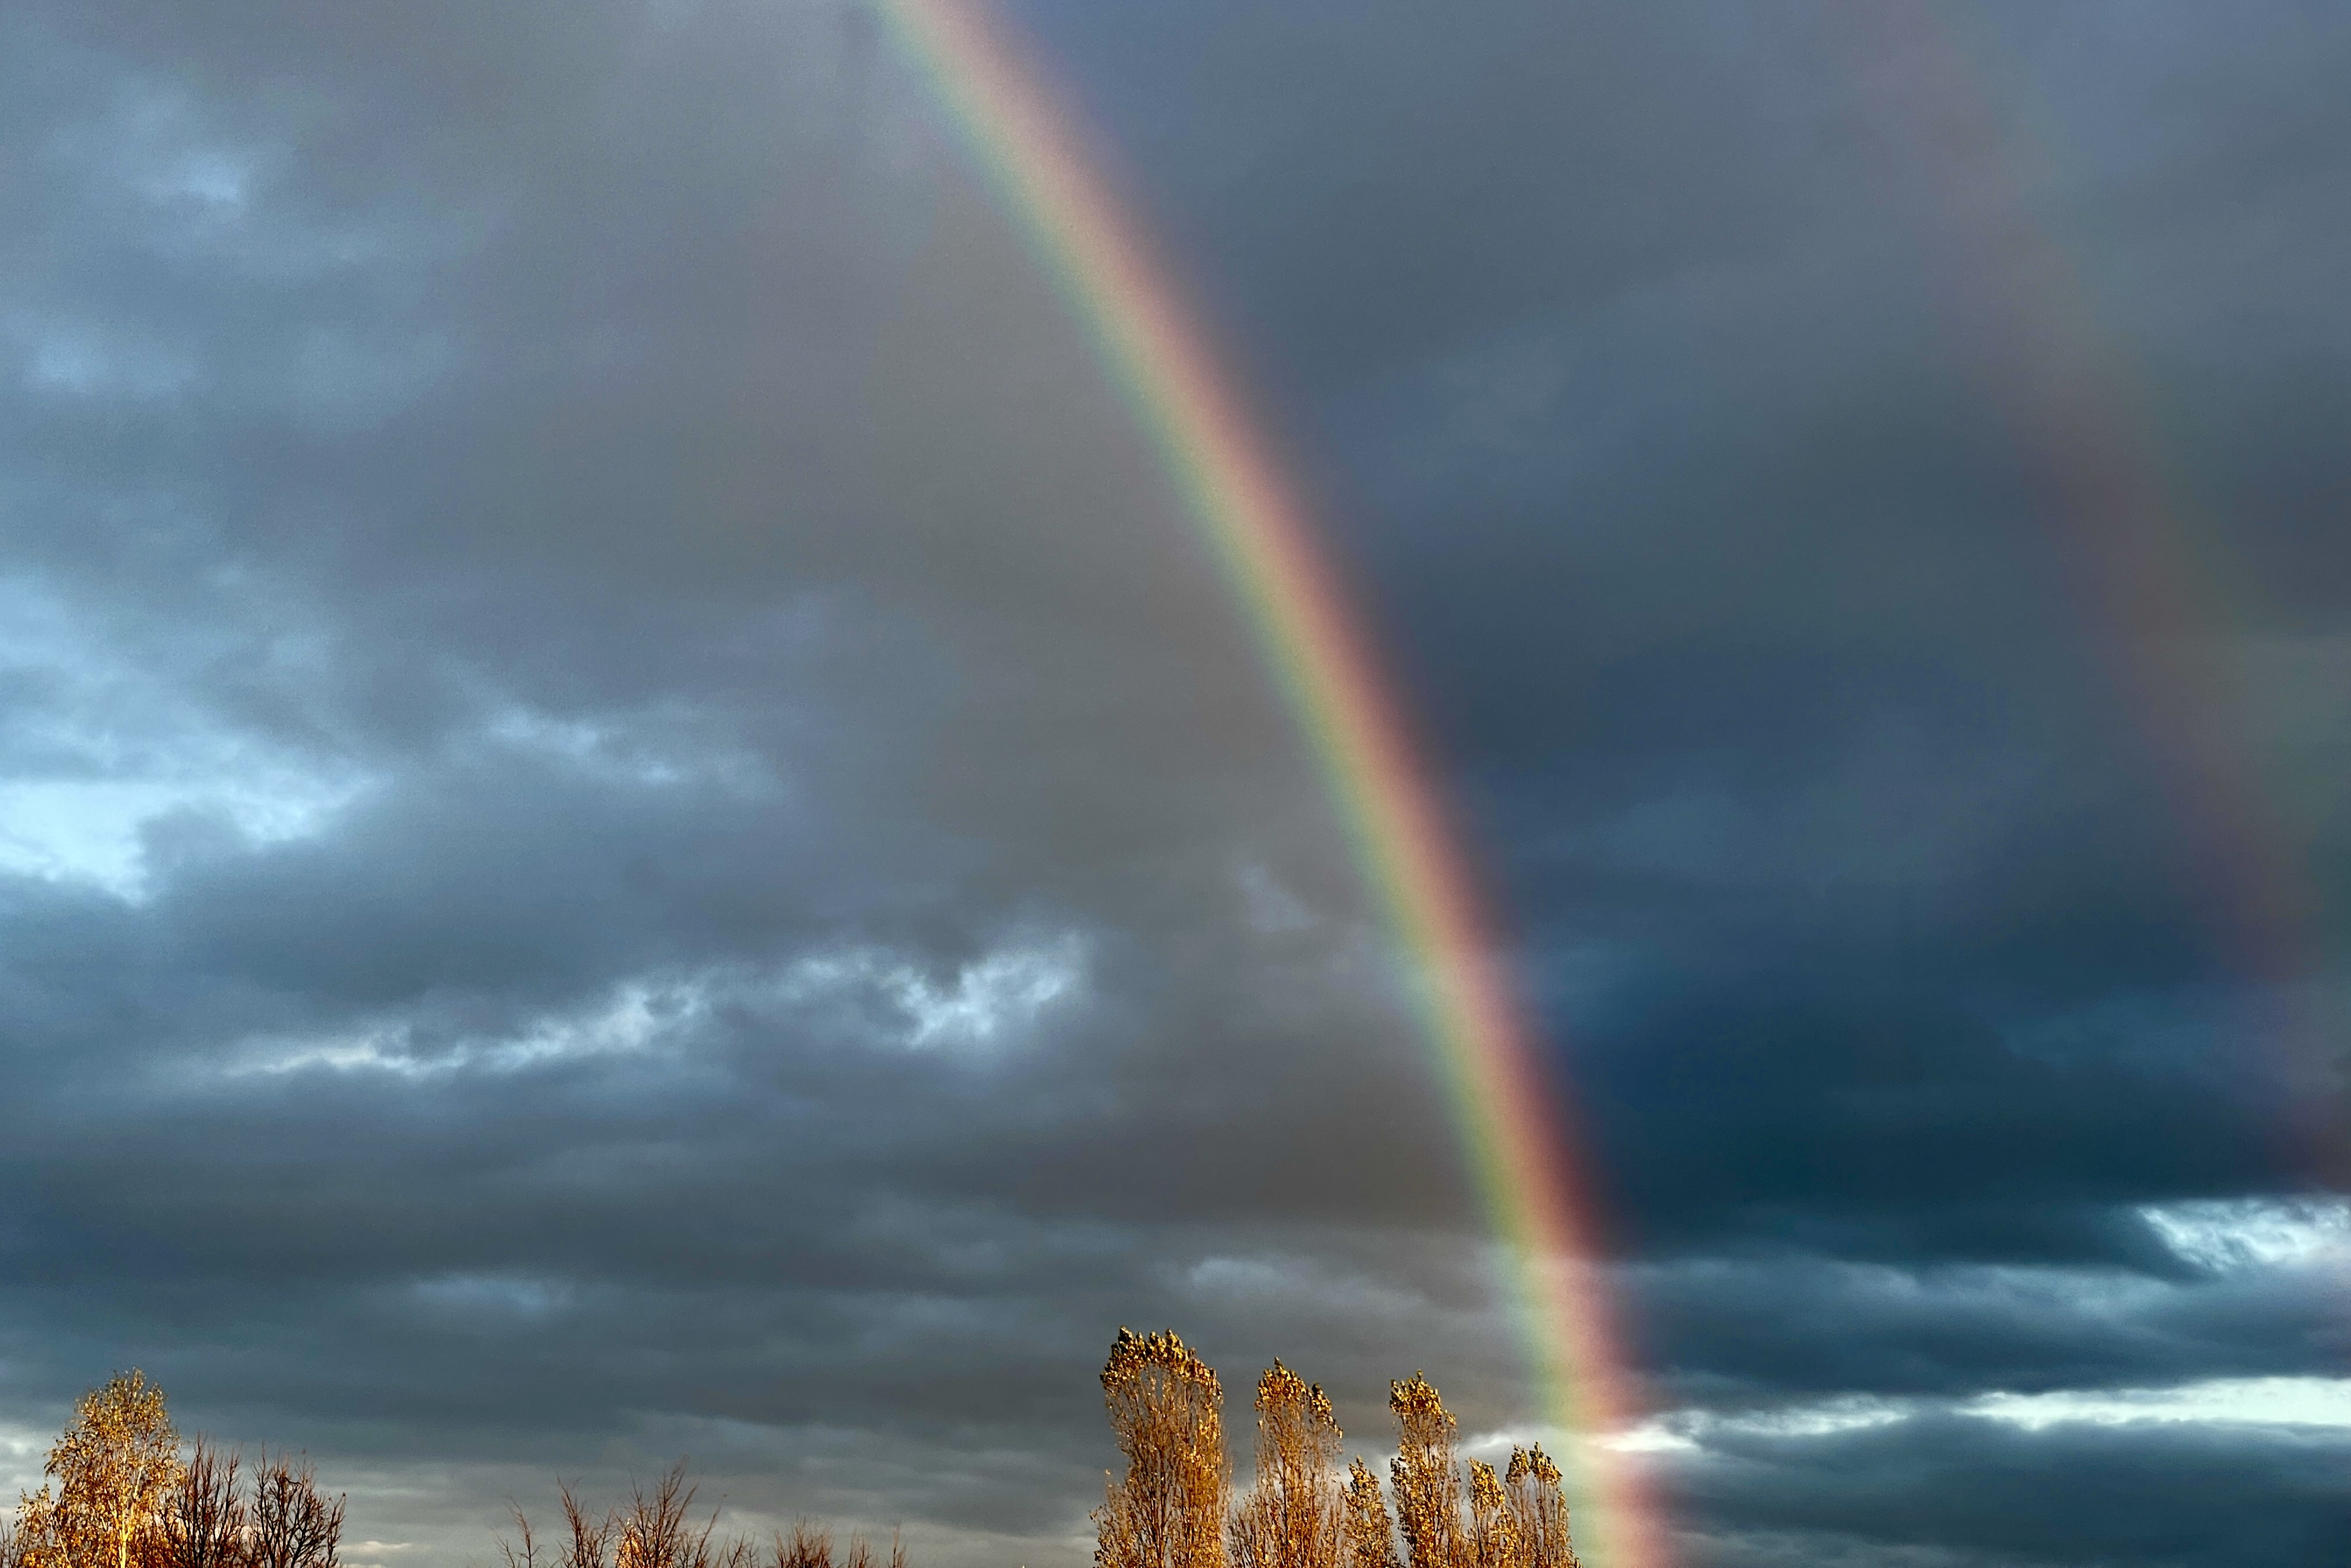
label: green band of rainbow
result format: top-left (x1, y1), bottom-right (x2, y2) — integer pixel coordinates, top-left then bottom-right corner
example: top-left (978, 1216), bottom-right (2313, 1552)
top-left (871, 5), bottom-right (1669, 1564)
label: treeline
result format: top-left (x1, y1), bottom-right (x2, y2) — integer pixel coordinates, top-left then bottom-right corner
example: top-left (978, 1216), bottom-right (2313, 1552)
top-left (498, 1465), bottom-right (903, 1568)
top-left (1096, 1329), bottom-right (1577, 1568)
top-left (14, 1338), bottom-right (1564, 1568)
top-left (0, 1373), bottom-right (343, 1568)
top-left (2, 1375), bottom-right (897, 1568)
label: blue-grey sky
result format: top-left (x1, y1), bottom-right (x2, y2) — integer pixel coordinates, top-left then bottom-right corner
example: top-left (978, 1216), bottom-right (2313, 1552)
top-left (2, 4), bottom-right (2346, 1566)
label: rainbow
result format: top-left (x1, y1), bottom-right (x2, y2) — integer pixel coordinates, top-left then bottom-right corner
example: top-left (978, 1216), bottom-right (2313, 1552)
top-left (1834, 6), bottom-right (2344, 1180)
top-left (869, 3), bottom-right (1670, 1565)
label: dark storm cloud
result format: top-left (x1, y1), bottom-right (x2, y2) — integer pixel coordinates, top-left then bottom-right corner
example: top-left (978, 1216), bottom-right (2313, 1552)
top-left (1671, 1413), bottom-right (2351, 1568)
top-left (0, 6), bottom-right (1481, 1560)
top-left (995, 0), bottom-right (2351, 1556)
top-left (1048, 0), bottom-right (2351, 1198)
top-left (5, 2), bottom-right (2349, 1567)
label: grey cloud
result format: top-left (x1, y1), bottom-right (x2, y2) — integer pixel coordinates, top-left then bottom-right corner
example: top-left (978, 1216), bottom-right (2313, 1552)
top-left (5, 2), bottom-right (2350, 1566)
top-left (1669, 1412), bottom-right (2351, 1568)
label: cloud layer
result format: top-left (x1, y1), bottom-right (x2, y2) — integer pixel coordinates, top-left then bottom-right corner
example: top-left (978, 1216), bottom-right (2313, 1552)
top-left (3, 3), bottom-right (2347, 1565)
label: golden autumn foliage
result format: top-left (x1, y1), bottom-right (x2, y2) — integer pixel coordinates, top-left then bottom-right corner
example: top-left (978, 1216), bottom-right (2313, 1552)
top-left (1463, 1462), bottom-right (1513, 1568)
top-left (1503, 1446), bottom-right (1574, 1568)
top-left (14, 1372), bottom-right (182, 1568)
top-left (20, 1336), bottom-right (1575, 1568)
top-left (1384, 1374), bottom-right (1461, 1568)
top-left (1341, 1460), bottom-right (1399, 1568)
top-left (1226, 1363), bottom-right (1343, 1568)
top-left (9, 1378), bottom-right (345, 1568)
top-left (1093, 1328), bottom-right (1229, 1568)
top-left (1097, 1335), bottom-right (1575, 1568)
top-left (9, 1377), bottom-right (891, 1568)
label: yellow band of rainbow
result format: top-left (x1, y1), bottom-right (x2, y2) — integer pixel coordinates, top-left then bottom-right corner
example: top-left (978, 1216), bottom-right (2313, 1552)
top-left (870, 5), bottom-right (1669, 1564)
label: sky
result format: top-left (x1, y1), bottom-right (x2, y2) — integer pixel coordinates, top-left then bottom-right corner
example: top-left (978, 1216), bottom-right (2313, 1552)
top-left (2, 2), bottom-right (2348, 1566)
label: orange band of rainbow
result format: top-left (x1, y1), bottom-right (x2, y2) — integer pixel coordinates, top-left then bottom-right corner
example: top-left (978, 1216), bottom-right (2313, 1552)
top-left (871, 5), bottom-right (1669, 1564)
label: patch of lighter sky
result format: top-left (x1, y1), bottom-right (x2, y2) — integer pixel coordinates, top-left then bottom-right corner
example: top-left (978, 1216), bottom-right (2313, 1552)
top-left (480, 705), bottom-right (771, 794)
top-left (1585, 1423), bottom-right (1701, 1456)
top-left (339, 1542), bottom-right (426, 1568)
top-left (0, 577), bottom-right (370, 900)
top-left (8, 314), bottom-right (201, 401)
top-left (17, 74), bottom-right (468, 441)
top-left (1588, 1397), bottom-right (1912, 1457)
top-left (1182, 1254), bottom-right (1306, 1302)
top-left (778, 937), bottom-right (1086, 1056)
top-left (233, 937), bottom-right (1087, 1079)
top-left (893, 937), bottom-right (1084, 1050)
top-left (2139, 1194), bottom-right (2351, 1272)
top-left (50, 79), bottom-right (266, 217)
top-left (235, 978), bottom-right (697, 1079)
top-left (59, 77), bottom-right (442, 281)
top-left (407, 1273), bottom-right (579, 1323)
top-left (1591, 1377), bottom-right (2351, 1457)
top-left (1588, 1209), bottom-right (2351, 1457)
top-left (137, 143), bottom-right (254, 212)
top-left (245, 1451), bottom-right (543, 1568)
top-left (1968, 1376), bottom-right (2351, 1430)
top-left (0, 1415), bottom-right (52, 1500)
top-left (0, 629), bottom-right (791, 905)
top-left (0, 772), bottom-right (367, 896)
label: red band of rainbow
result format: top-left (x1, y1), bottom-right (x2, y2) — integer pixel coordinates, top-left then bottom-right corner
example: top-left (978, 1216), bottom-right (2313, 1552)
top-left (871, 5), bottom-right (1671, 1564)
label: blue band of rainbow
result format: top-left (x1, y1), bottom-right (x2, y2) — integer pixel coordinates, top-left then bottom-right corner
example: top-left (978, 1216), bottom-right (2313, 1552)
top-left (870, 5), bottom-right (1668, 1564)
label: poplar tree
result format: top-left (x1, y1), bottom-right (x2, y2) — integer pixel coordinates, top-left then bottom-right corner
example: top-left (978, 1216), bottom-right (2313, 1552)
top-left (1339, 1460), bottom-right (1399, 1568)
top-left (1503, 1446), bottom-right (1575, 1568)
top-left (1463, 1462), bottom-right (1516, 1568)
top-left (1093, 1329), bottom-right (1227, 1568)
top-left (1384, 1375), bottom-right (1459, 1568)
top-left (1227, 1363), bottom-right (1343, 1568)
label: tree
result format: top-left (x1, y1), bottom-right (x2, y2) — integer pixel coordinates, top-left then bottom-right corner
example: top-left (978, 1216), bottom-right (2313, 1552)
top-left (1381, 1382), bottom-right (1580, 1568)
top-left (499, 1464), bottom-right (886, 1568)
top-left (604, 1461), bottom-right (746, 1568)
top-left (247, 1454), bottom-right (342, 1568)
top-left (17, 1372), bottom-right (183, 1568)
top-left (1502, 1446), bottom-right (1575, 1568)
top-left (155, 1442), bottom-right (248, 1568)
top-left (1091, 1337), bottom-right (1577, 1568)
top-left (1093, 1329), bottom-right (1227, 1568)
top-left (1384, 1375), bottom-right (1459, 1568)
top-left (1340, 1460), bottom-right (1398, 1568)
top-left (1227, 1363), bottom-right (1343, 1568)
top-left (1463, 1462), bottom-right (1515, 1568)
